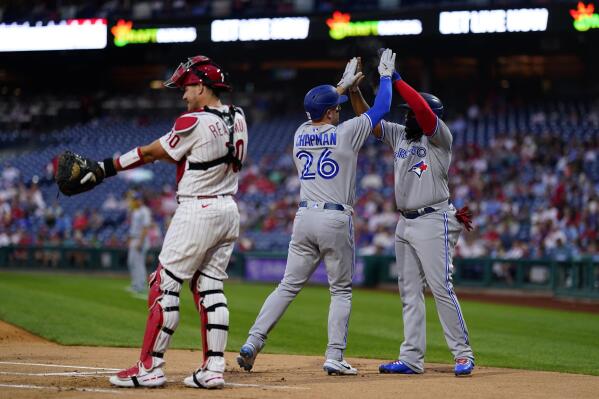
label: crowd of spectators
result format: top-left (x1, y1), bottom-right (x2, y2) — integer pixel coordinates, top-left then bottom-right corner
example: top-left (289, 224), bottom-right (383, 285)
top-left (0, 163), bottom-right (167, 251)
top-left (1, 97), bottom-right (597, 265)
top-left (232, 132), bottom-right (598, 262)
top-left (0, 88), bottom-right (287, 136)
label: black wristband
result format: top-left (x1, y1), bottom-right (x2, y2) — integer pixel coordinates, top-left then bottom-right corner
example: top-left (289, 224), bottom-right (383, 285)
top-left (102, 158), bottom-right (117, 177)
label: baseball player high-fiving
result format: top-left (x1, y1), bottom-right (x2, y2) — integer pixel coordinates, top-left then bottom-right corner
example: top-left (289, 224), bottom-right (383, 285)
top-left (55, 55), bottom-right (248, 389)
top-left (348, 53), bottom-right (475, 376)
top-left (237, 50), bottom-right (396, 375)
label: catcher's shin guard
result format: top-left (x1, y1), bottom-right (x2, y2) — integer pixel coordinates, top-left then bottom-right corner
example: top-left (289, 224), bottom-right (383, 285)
top-left (191, 271), bottom-right (229, 373)
top-left (139, 264), bottom-right (182, 370)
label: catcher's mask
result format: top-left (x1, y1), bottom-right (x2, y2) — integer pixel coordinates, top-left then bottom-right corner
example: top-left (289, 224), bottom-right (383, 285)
top-left (164, 55), bottom-right (231, 92)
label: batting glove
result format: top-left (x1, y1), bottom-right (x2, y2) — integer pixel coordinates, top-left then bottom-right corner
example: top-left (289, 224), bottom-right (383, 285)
top-left (378, 48), bottom-right (401, 81)
top-left (378, 49), bottom-right (396, 78)
top-left (337, 57), bottom-right (364, 91)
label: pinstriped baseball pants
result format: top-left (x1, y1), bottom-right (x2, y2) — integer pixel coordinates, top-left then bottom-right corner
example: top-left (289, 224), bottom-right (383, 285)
top-left (158, 196), bottom-right (239, 280)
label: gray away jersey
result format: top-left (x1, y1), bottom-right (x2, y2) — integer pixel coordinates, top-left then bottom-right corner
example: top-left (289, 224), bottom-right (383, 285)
top-left (380, 117), bottom-right (453, 210)
top-left (129, 205), bottom-right (151, 240)
top-left (292, 114), bottom-right (372, 206)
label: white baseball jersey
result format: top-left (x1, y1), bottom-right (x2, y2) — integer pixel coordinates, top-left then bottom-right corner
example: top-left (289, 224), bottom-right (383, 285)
top-left (159, 106), bottom-right (248, 196)
top-left (380, 117), bottom-right (452, 210)
top-left (130, 205), bottom-right (151, 243)
top-left (157, 105), bottom-right (246, 281)
top-left (293, 114), bottom-right (372, 206)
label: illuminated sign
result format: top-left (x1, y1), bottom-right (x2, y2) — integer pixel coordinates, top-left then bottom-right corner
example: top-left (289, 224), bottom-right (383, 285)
top-left (111, 20), bottom-right (196, 47)
top-left (570, 2), bottom-right (599, 31)
top-left (0, 19), bottom-right (107, 52)
top-left (439, 8), bottom-right (548, 34)
top-left (211, 17), bottom-right (310, 42)
top-left (326, 11), bottom-right (422, 40)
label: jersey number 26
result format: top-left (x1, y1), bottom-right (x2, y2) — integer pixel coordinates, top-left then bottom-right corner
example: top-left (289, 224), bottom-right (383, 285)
top-left (296, 149), bottom-right (339, 180)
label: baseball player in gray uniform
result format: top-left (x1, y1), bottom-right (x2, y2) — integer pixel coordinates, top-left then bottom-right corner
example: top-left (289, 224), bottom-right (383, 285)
top-left (127, 192), bottom-right (151, 295)
top-left (348, 56), bottom-right (475, 376)
top-left (237, 50), bottom-right (396, 375)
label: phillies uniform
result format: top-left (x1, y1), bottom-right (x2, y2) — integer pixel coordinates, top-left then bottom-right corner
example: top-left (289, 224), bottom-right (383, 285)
top-left (128, 203), bottom-right (151, 293)
top-left (104, 55), bottom-right (245, 389)
top-left (150, 106), bottom-right (247, 376)
top-left (157, 107), bottom-right (247, 280)
top-left (113, 105), bottom-right (247, 386)
top-left (379, 116), bottom-right (474, 373)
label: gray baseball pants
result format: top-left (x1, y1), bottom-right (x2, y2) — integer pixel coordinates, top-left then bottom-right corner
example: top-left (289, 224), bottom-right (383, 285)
top-left (128, 241), bottom-right (148, 292)
top-left (395, 207), bottom-right (474, 372)
top-left (247, 205), bottom-right (355, 361)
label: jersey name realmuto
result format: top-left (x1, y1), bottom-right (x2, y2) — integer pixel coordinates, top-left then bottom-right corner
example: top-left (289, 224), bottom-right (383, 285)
top-left (159, 106), bottom-right (248, 197)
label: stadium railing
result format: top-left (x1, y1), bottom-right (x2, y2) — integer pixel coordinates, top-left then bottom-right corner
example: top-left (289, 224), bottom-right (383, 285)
top-left (1, 245), bottom-right (598, 299)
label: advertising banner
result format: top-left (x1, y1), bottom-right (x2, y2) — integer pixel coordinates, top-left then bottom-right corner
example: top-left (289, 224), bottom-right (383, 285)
top-left (0, 19), bottom-right (107, 52)
top-left (245, 256), bottom-right (365, 286)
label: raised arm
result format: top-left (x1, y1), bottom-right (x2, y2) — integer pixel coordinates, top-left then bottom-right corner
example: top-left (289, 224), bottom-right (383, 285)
top-left (362, 49), bottom-right (395, 132)
top-left (393, 76), bottom-right (437, 135)
top-left (348, 57), bottom-right (370, 116)
top-left (348, 58), bottom-right (384, 138)
top-left (349, 87), bottom-right (370, 117)
top-left (336, 57), bottom-right (363, 96)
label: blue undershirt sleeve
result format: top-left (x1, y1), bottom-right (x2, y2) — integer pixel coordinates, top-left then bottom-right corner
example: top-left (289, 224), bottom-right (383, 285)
top-left (364, 76), bottom-right (392, 128)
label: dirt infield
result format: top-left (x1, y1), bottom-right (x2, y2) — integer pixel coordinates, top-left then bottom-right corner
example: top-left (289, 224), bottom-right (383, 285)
top-left (1, 321), bottom-right (598, 399)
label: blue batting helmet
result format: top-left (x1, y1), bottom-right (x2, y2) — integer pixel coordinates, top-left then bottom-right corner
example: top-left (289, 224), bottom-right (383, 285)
top-left (400, 92), bottom-right (444, 118)
top-left (303, 85), bottom-right (348, 121)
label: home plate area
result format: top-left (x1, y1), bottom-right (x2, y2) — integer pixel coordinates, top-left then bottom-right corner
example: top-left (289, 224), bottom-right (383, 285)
top-left (1, 321), bottom-right (598, 399)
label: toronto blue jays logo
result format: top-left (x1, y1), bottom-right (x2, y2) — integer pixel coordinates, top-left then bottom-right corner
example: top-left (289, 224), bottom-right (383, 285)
top-left (409, 160), bottom-right (428, 178)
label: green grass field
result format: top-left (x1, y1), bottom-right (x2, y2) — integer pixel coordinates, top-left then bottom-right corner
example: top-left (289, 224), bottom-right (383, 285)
top-left (1, 271), bottom-right (598, 375)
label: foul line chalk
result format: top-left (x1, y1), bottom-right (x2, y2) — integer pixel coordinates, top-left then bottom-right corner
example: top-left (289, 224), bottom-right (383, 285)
top-left (0, 361), bottom-right (310, 391)
top-left (0, 361), bottom-right (119, 371)
top-left (0, 371), bottom-right (114, 377)
top-left (227, 382), bottom-right (310, 390)
top-left (0, 383), bottom-right (121, 394)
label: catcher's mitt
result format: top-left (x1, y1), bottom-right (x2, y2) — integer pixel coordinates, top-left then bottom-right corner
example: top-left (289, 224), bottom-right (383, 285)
top-left (55, 151), bottom-right (105, 196)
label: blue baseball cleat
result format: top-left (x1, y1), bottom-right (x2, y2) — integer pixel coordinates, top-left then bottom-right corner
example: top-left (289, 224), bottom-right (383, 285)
top-left (454, 358), bottom-right (474, 376)
top-left (379, 360), bottom-right (418, 374)
top-left (237, 343), bottom-right (257, 372)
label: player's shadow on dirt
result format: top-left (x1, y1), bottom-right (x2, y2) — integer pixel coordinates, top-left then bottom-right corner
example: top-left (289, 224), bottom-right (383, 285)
top-left (426, 365), bottom-right (517, 378)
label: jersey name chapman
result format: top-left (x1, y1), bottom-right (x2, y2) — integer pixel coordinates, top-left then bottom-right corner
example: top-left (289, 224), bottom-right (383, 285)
top-left (296, 131), bottom-right (337, 147)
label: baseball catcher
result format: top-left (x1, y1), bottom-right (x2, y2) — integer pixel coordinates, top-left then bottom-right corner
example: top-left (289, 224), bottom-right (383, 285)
top-left (55, 55), bottom-right (248, 389)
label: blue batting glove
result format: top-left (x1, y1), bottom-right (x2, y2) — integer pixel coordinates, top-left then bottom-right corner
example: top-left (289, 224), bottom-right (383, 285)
top-left (392, 70), bottom-right (401, 82)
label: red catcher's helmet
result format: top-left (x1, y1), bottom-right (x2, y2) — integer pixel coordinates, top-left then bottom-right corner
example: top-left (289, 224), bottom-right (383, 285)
top-left (164, 55), bottom-right (231, 91)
